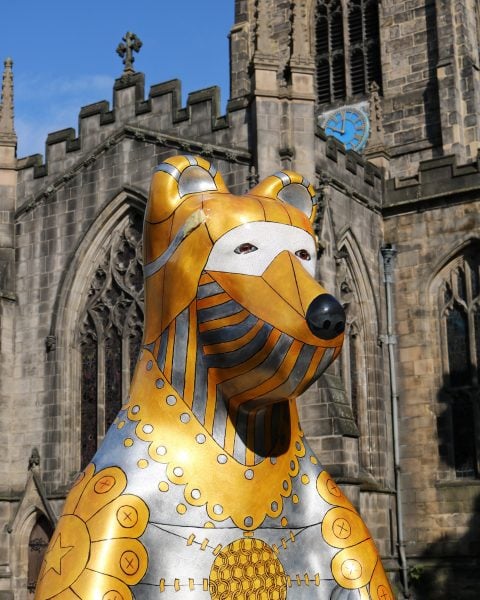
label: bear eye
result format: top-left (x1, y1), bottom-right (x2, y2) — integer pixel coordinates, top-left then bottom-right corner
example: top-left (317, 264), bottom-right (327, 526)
top-left (295, 249), bottom-right (311, 261)
top-left (234, 243), bottom-right (258, 254)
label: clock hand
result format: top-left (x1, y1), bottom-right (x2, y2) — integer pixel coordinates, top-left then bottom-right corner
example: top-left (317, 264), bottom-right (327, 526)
top-left (327, 126), bottom-right (344, 135)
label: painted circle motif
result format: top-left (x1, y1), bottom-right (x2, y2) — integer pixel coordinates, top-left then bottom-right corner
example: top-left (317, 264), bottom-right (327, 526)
top-left (116, 505), bottom-right (138, 528)
top-left (94, 475), bottom-right (116, 494)
top-left (341, 559), bottom-right (362, 580)
top-left (120, 550), bottom-right (140, 576)
top-left (332, 517), bottom-right (351, 540)
top-left (209, 538), bottom-right (287, 600)
top-left (326, 478), bottom-right (342, 497)
top-left (377, 585), bottom-right (392, 600)
top-left (103, 591), bottom-right (125, 600)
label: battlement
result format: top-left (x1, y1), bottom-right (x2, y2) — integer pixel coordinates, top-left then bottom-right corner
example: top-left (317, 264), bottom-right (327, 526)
top-left (17, 72), bottom-right (235, 184)
top-left (315, 126), bottom-right (383, 209)
top-left (384, 152), bottom-right (480, 215)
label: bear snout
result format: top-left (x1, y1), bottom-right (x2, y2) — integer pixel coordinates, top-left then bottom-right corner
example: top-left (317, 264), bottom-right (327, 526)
top-left (305, 294), bottom-right (346, 340)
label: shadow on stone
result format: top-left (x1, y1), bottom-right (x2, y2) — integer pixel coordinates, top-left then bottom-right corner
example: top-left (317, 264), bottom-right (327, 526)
top-left (409, 380), bottom-right (480, 599)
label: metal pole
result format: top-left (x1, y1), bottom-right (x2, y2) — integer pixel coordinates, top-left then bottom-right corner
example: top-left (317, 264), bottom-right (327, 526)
top-left (381, 244), bottom-right (410, 598)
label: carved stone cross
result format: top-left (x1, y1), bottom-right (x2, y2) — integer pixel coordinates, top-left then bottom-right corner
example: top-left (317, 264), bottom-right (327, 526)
top-left (116, 32), bottom-right (143, 74)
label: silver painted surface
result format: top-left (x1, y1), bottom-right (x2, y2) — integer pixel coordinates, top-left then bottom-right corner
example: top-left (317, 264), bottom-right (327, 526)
top-left (171, 306), bottom-right (190, 395)
top-left (278, 183), bottom-right (314, 218)
top-left (178, 166), bottom-right (217, 197)
top-left (273, 171), bottom-right (292, 186)
top-left (143, 223), bottom-right (191, 278)
top-left (154, 162), bottom-right (181, 180)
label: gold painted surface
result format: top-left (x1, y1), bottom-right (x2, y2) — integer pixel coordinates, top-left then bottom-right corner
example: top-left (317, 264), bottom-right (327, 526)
top-left (321, 506), bottom-right (370, 549)
top-left (37, 515), bottom-right (89, 597)
top-left (227, 339), bottom-right (304, 406)
top-left (143, 220), bottom-right (212, 344)
top-left (209, 270), bottom-right (338, 349)
top-left (316, 470), bottom-right (395, 597)
top-left (35, 465), bottom-right (149, 600)
top-left (209, 538), bottom-right (287, 600)
top-left (203, 319), bottom-right (265, 355)
top-left (202, 193), bottom-right (285, 241)
top-left (369, 558), bottom-right (396, 600)
top-left (143, 218), bottom-right (174, 265)
top-left (160, 224), bottom-right (213, 334)
top-left (70, 570), bottom-right (133, 600)
top-left (331, 539), bottom-right (379, 590)
top-left (88, 538), bottom-right (148, 586)
top-left (143, 155), bottom-right (327, 345)
top-left (260, 251), bottom-right (306, 316)
top-left (316, 470), bottom-right (356, 510)
top-left (124, 351), bottom-right (304, 530)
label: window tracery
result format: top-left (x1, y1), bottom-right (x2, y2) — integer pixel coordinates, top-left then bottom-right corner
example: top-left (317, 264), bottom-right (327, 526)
top-left (315, 0), bottom-right (382, 105)
top-left (78, 211), bottom-right (144, 469)
top-left (438, 247), bottom-right (480, 478)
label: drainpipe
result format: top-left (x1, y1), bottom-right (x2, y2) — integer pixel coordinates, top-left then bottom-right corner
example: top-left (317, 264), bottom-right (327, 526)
top-left (381, 244), bottom-right (410, 598)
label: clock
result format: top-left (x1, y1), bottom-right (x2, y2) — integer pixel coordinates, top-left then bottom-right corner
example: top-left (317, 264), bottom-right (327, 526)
top-left (322, 106), bottom-right (370, 152)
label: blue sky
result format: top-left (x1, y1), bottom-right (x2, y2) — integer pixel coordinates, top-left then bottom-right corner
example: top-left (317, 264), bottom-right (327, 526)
top-left (0, 1), bottom-right (234, 158)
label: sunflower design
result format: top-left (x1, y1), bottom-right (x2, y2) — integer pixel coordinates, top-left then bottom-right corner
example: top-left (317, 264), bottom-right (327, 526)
top-left (35, 463), bottom-right (149, 600)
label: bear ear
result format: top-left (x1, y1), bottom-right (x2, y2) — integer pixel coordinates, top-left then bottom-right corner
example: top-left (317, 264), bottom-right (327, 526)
top-left (146, 155), bottom-right (229, 223)
top-left (248, 170), bottom-right (317, 223)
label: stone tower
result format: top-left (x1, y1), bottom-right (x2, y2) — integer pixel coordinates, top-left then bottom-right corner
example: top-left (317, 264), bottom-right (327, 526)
top-left (381, 0), bottom-right (480, 173)
top-left (0, 59), bottom-right (17, 592)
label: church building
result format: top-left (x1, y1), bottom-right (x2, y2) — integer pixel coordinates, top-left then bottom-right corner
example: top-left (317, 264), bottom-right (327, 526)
top-left (0, 1), bottom-right (479, 598)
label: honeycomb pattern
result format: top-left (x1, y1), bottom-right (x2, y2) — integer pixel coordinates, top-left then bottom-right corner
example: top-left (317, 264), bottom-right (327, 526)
top-left (209, 538), bottom-right (287, 599)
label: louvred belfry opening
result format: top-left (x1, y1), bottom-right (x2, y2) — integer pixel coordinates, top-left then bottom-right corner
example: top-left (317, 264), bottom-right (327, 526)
top-left (315, 0), bottom-right (382, 104)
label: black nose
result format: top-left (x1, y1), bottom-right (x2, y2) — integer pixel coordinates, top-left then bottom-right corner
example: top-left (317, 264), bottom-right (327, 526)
top-left (306, 294), bottom-right (345, 340)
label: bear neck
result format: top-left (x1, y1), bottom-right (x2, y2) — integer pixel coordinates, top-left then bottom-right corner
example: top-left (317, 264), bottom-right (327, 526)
top-left (150, 305), bottom-right (300, 466)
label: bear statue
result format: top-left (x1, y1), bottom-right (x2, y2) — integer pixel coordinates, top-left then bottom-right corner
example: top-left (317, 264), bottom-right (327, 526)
top-left (35, 155), bottom-right (394, 600)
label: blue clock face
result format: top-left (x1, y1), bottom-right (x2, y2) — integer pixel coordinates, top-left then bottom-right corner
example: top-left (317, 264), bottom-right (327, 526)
top-left (324, 107), bottom-right (370, 152)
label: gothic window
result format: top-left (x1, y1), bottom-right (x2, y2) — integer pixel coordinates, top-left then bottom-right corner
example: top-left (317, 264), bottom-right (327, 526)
top-left (439, 247), bottom-right (480, 478)
top-left (338, 255), bottom-right (368, 441)
top-left (79, 211), bottom-right (144, 469)
top-left (341, 278), bottom-right (366, 434)
top-left (346, 320), bottom-right (362, 425)
top-left (315, 0), bottom-right (382, 105)
top-left (27, 515), bottom-right (53, 596)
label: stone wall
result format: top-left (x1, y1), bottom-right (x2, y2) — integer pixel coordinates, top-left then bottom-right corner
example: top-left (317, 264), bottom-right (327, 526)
top-left (384, 154), bottom-right (480, 598)
top-left (380, 0), bottom-right (442, 177)
top-left (381, 0), bottom-right (480, 178)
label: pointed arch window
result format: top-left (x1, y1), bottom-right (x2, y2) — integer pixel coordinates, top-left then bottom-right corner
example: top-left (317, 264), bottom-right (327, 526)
top-left (79, 210), bottom-right (144, 469)
top-left (439, 246), bottom-right (480, 478)
top-left (340, 276), bottom-right (367, 435)
top-left (315, 0), bottom-right (382, 105)
top-left (27, 515), bottom-right (53, 596)
top-left (337, 252), bottom-right (371, 464)
top-left (345, 318), bottom-right (363, 426)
